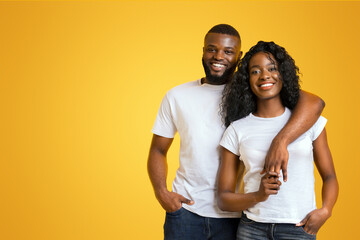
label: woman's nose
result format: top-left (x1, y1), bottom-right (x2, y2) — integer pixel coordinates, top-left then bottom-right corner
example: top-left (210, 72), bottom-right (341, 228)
top-left (260, 70), bottom-right (270, 80)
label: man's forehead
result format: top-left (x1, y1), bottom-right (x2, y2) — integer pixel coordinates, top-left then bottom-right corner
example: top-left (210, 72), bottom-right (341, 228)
top-left (204, 33), bottom-right (240, 47)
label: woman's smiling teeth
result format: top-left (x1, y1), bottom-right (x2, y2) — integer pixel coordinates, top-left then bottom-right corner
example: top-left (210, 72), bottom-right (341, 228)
top-left (260, 83), bottom-right (274, 87)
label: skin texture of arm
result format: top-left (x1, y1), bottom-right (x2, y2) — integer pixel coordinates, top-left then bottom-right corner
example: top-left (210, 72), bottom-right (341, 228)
top-left (217, 147), bottom-right (281, 212)
top-left (147, 134), bottom-right (194, 213)
top-left (296, 128), bottom-right (339, 235)
top-left (264, 90), bottom-right (325, 181)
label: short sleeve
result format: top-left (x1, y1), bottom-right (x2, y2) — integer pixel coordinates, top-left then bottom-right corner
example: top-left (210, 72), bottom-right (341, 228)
top-left (310, 116), bottom-right (327, 141)
top-left (220, 124), bottom-right (241, 156)
top-left (152, 93), bottom-right (177, 138)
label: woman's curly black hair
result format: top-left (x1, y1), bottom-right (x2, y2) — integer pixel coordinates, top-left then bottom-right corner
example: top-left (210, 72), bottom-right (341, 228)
top-left (221, 41), bottom-right (301, 127)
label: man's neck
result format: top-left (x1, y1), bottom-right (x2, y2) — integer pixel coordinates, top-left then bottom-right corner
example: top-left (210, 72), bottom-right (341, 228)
top-left (202, 77), bottom-right (229, 85)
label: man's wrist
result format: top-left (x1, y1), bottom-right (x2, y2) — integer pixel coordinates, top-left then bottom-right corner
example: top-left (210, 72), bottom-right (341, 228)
top-left (155, 187), bottom-right (169, 199)
top-left (273, 132), bottom-right (290, 147)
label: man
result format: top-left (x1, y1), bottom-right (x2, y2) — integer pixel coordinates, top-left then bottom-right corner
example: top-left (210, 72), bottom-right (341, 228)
top-left (147, 24), bottom-right (324, 240)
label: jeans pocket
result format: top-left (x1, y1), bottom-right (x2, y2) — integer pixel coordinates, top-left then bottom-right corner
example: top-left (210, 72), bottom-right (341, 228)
top-left (240, 214), bottom-right (255, 224)
top-left (166, 207), bottom-right (184, 216)
top-left (298, 226), bottom-right (317, 238)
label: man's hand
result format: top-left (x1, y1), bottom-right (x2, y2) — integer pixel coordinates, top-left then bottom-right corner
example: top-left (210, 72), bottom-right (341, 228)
top-left (262, 138), bottom-right (289, 182)
top-left (156, 189), bottom-right (194, 213)
top-left (255, 172), bottom-right (282, 202)
top-left (261, 91), bottom-right (325, 182)
top-left (296, 208), bottom-right (331, 235)
top-left (148, 135), bottom-right (194, 213)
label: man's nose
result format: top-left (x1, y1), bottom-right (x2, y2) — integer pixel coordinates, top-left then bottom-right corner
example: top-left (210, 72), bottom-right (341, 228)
top-left (214, 50), bottom-right (224, 60)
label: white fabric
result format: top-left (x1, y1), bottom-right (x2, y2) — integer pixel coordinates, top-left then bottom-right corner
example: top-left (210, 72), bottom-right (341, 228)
top-left (220, 108), bottom-right (327, 223)
top-left (152, 79), bottom-right (241, 218)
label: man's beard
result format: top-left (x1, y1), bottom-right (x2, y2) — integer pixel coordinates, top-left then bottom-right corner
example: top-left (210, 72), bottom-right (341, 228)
top-left (202, 59), bottom-right (237, 85)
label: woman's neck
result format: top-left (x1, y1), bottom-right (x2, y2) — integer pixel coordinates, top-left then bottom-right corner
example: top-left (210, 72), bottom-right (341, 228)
top-left (253, 98), bottom-right (285, 118)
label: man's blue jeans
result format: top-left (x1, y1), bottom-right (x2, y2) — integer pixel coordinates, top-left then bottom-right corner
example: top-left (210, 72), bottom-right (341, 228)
top-left (237, 213), bottom-right (316, 240)
top-left (164, 207), bottom-right (239, 240)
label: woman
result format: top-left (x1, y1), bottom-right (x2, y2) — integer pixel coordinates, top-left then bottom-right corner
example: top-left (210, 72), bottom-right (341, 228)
top-left (218, 41), bottom-right (338, 240)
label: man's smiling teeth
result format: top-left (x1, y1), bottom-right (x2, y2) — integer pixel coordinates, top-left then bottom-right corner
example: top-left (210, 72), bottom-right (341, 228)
top-left (260, 83), bottom-right (274, 87)
top-left (212, 63), bottom-right (225, 68)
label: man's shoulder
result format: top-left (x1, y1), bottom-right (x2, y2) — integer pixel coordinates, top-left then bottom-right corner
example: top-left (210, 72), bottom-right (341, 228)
top-left (169, 79), bottom-right (200, 91)
top-left (166, 79), bottom-right (200, 97)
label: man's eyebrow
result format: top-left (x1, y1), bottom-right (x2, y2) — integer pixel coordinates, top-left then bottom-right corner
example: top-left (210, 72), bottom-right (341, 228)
top-left (206, 44), bottom-right (236, 49)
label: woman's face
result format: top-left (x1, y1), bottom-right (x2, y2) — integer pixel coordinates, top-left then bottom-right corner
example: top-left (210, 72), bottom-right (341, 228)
top-left (248, 51), bottom-right (282, 101)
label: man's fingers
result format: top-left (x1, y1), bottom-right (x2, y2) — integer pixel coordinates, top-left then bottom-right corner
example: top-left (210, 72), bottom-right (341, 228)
top-left (268, 165), bottom-right (275, 173)
top-left (266, 171), bottom-right (279, 177)
top-left (263, 158), bottom-right (274, 173)
top-left (274, 163), bottom-right (282, 176)
top-left (265, 171), bottom-right (281, 180)
top-left (282, 163), bottom-right (288, 182)
top-left (179, 195), bottom-right (194, 205)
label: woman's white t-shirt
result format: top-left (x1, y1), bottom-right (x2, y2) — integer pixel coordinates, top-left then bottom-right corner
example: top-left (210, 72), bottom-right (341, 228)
top-left (220, 107), bottom-right (327, 223)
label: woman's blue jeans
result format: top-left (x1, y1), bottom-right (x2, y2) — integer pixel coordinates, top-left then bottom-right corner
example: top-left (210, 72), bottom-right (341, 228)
top-left (237, 213), bottom-right (316, 240)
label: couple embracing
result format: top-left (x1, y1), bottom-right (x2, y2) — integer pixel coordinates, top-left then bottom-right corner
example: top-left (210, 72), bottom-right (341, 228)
top-left (148, 24), bottom-right (338, 240)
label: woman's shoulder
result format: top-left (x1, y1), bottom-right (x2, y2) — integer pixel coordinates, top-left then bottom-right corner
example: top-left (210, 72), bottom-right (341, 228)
top-left (229, 114), bottom-right (253, 130)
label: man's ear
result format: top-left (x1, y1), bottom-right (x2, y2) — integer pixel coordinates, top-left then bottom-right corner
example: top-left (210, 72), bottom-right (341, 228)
top-left (237, 51), bottom-right (243, 64)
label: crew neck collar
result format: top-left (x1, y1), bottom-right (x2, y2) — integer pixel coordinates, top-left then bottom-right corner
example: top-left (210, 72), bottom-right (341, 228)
top-left (250, 107), bottom-right (289, 120)
top-left (198, 79), bottom-right (225, 90)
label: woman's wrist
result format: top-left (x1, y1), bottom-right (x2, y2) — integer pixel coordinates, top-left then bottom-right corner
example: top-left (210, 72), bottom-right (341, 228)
top-left (254, 191), bottom-right (266, 203)
top-left (320, 206), bottom-right (332, 218)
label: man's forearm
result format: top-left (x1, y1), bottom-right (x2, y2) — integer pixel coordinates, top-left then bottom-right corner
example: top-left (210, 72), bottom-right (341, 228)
top-left (263, 91), bottom-right (325, 178)
top-left (147, 134), bottom-right (174, 194)
top-left (276, 90), bottom-right (325, 144)
top-left (147, 136), bottom-right (194, 212)
top-left (147, 150), bottom-right (169, 197)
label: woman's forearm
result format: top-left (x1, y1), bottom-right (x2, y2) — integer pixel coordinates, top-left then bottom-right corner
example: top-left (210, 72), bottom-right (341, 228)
top-left (321, 175), bottom-right (339, 216)
top-left (218, 191), bottom-right (260, 212)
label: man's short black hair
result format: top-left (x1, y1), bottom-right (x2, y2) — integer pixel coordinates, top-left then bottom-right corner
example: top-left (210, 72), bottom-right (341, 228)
top-left (206, 24), bottom-right (240, 40)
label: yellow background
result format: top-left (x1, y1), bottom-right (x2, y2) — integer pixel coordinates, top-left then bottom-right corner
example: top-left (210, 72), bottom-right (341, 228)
top-left (1, 1), bottom-right (359, 239)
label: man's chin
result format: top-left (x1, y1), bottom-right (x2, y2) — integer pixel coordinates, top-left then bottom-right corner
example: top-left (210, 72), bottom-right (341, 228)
top-left (205, 74), bottom-right (228, 85)
top-left (202, 59), bottom-right (234, 85)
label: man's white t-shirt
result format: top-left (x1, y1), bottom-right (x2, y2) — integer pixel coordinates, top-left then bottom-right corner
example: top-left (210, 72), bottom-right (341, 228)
top-left (152, 79), bottom-right (241, 218)
top-left (220, 108), bottom-right (327, 223)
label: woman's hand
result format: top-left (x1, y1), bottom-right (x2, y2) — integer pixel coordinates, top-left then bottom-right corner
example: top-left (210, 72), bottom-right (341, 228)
top-left (296, 208), bottom-right (331, 235)
top-left (255, 171), bottom-right (281, 202)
